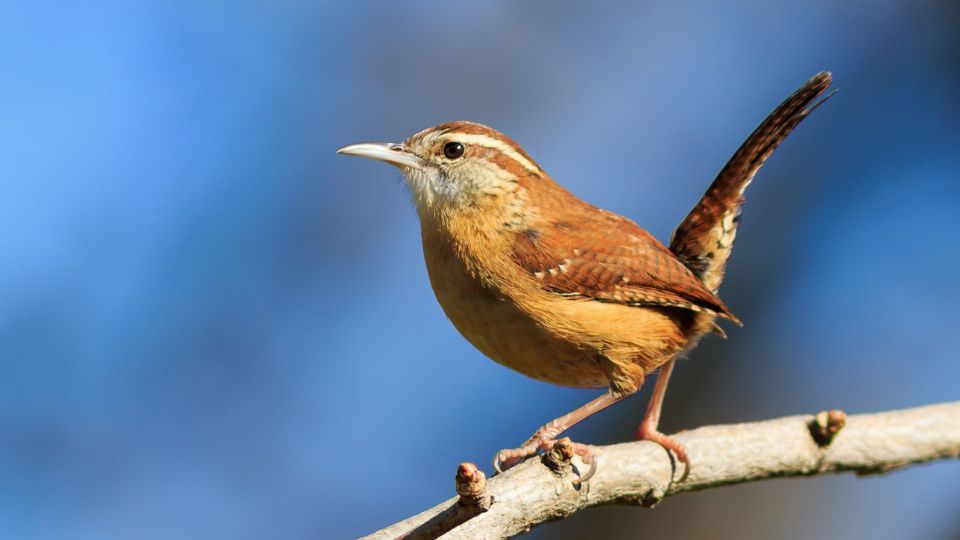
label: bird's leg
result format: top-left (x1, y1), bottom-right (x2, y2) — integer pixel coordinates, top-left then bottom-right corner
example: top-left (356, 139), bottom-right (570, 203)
top-left (634, 357), bottom-right (690, 481)
top-left (494, 390), bottom-right (631, 478)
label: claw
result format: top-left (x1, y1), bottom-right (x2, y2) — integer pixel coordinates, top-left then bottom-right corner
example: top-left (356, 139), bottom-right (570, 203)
top-left (674, 446), bottom-right (691, 483)
top-left (492, 452), bottom-right (504, 475)
top-left (636, 424), bottom-right (690, 482)
top-left (571, 443), bottom-right (598, 484)
top-left (492, 450), bottom-right (516, 474)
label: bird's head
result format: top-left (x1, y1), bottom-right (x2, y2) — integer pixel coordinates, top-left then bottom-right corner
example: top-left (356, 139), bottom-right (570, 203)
top-left (338, 121), bottom-right (546, 219)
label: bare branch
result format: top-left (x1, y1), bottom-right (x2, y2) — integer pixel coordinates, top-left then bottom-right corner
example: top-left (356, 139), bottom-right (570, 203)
top-left (363, 402), bottom-right (960, 540)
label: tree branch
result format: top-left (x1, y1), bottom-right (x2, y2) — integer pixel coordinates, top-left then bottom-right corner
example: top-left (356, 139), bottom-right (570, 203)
top-left (363, 402), bottom-right (960, 539)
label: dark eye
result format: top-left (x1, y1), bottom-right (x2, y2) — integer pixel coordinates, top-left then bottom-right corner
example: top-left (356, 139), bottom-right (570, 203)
top-left (443, 141), bottom-right (465, 159)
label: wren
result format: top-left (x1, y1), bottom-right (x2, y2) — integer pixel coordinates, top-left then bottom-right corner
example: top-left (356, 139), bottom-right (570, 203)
top-left (338, 72), bottom-right (833, 481)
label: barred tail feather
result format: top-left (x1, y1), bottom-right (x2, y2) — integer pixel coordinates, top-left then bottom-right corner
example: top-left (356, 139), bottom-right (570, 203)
top-left (670, 71), bottom-right (834, 294)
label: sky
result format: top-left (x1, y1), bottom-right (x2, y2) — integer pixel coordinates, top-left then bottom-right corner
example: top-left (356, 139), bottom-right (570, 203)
top-left (1, 1), bottom-right (958, 539)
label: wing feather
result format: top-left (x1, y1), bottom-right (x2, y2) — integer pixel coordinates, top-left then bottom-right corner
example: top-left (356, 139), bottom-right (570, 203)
top-left (511, 208), bottom-right (740, 323)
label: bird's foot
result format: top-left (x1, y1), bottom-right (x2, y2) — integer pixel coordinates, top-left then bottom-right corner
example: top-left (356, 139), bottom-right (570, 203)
top-left (635, 422), bottom-right (690, 482)
top-left (494, 425), bottom-right (598, 482)
top-left (493, 423), bottom-right (559, 474)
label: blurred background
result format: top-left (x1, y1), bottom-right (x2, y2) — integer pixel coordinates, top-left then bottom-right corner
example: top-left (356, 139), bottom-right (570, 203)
top-left (2, 1), bottom-right (959, 538)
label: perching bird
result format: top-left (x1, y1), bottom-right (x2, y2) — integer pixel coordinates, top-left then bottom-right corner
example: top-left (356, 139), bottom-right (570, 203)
top-left (337, 72), bottom-right (833, 481)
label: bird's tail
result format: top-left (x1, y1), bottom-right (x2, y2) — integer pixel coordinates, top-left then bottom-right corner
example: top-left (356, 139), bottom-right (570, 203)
top-left (670, 71), bottom-right (834, 294)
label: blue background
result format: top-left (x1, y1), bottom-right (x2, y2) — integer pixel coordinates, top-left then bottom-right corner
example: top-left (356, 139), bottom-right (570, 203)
top-left (2, 1), bottom-right (958, 539)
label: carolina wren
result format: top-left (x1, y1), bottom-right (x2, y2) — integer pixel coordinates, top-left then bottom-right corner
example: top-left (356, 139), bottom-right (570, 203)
top-left (338, 72), bottom-right (833, 481)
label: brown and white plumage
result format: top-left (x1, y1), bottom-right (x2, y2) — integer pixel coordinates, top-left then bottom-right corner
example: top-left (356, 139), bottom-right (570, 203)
top-left (406, 120), bottom-right (725, 394)
top-left (510, 185), bottom-right (738, 321)
top-left (338, 71), bottom-right (834, 478)
top-left (671, 72), bottom-right (834, 293)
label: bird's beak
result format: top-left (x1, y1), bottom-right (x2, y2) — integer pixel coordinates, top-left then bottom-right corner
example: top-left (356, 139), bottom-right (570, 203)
top-left (336, 142), bottom-right (424, 169)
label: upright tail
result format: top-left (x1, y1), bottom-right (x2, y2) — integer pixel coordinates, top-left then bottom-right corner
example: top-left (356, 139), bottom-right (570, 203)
top-left (670, 71), bottom-right (834, 294)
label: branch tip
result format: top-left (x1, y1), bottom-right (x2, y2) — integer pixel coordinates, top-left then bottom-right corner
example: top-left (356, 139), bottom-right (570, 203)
top-left (455, 462), bottom-right (492, 509)
top-left (810, 409), bottom-right (847, 446)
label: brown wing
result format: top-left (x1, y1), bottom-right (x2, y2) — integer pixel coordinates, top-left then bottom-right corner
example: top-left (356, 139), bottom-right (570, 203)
top-left (671, 71), bottom-right (834, 293)
top-left (511, 207), bottom-right (740, 323)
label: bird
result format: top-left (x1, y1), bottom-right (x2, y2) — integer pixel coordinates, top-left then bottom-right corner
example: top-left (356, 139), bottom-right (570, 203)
top-left (337, 72), bottom-right (833, 482)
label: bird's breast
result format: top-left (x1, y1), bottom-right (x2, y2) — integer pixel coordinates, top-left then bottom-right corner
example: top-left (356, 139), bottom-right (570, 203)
top-left (420, 226), bottom-right (610, 388)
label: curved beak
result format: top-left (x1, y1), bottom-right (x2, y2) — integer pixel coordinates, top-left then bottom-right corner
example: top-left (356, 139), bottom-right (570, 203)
top-left (336, 142), bottom-right (424, 169)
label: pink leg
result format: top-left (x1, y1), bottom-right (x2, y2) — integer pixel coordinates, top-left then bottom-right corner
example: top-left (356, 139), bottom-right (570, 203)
top-left (494, 390), bottom-right (631, 479)
top-left (635, 358), bottom-right (690, 481)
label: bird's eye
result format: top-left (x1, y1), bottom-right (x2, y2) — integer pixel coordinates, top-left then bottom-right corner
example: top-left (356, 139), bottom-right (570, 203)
top-left (443, 141), bottom-right (465, 160)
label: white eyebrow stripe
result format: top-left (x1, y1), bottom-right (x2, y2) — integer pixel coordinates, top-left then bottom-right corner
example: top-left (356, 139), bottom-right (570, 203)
top-left (451, 133), bottom-right (541, 174)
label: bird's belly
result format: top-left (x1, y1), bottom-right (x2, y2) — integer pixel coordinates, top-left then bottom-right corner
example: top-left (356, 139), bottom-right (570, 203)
top-left (425, 252), bottom-right (609, 388)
